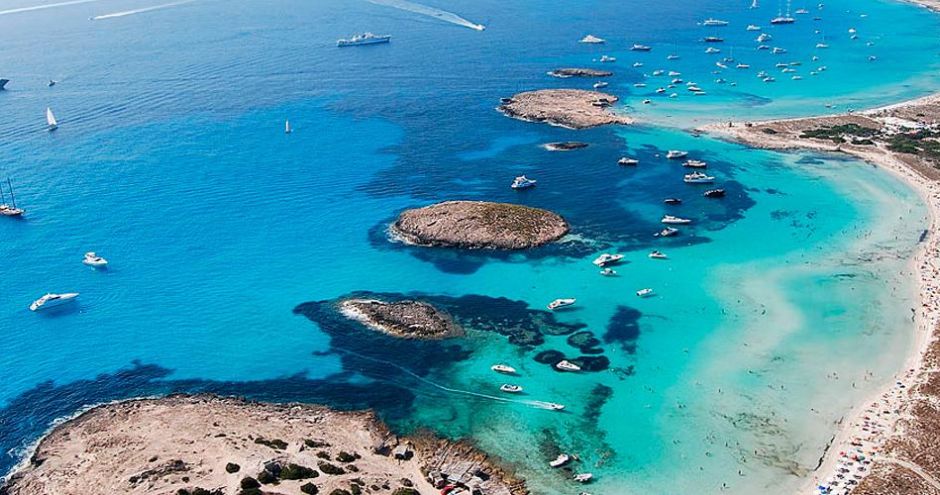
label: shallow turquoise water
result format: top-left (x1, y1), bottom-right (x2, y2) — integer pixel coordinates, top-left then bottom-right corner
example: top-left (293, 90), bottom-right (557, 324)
top-left (0, 0), bottom-right (933, 493)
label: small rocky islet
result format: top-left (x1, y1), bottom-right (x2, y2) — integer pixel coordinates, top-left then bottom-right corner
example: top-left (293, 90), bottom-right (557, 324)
top-left (390, 200), bottom-right (569, 250)
top-left (338, 298), bottom-right (463, 340)
top-left (545, 68), bottom-right (613, 78)
top-left (498, 89), bottom-right (632, 130)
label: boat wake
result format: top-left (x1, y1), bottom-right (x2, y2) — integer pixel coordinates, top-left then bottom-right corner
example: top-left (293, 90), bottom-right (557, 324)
top-left (91, 0), bottom-right (194, 20)
top-left (365, 0), bottom-right (484, 31)
top-left (0, 0), bottom-right (107, 17)
top-left (333, 348), bottom-right (558, 410)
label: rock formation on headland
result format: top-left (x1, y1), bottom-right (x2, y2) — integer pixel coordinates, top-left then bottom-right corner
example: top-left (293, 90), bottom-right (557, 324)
top-left (339, 298), bottom-right (463, 339)
top-left (499, 89), bottom-right (632, 129)
top-left (390, 200), bottom-right (569, 250)
top-left (0, 395), bottom-right (527, 495)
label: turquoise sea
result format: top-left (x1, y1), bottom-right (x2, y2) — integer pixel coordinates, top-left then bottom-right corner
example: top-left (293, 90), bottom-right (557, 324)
top-left (0, 0), bottom-right (936, 493)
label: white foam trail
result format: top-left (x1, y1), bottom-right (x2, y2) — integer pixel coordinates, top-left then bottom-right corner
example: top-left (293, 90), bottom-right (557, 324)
top-left (91, 0), bottom-right (193, 19)
top-left (366, 0), bottom-right (484, 31)
top-left (0, 0), bottom-right (107, 16)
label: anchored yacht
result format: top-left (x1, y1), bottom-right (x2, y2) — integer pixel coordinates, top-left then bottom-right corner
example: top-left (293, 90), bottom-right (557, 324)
top-left (30, 293), bottom-right (79, 311)
top-left (337, 32), bottom-right (391, 47)
top-left (548, 298), bottom-right (576, 310)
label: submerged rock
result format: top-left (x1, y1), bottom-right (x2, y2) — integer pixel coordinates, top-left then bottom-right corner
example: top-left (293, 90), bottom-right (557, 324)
top-left (390, 200), bottom-right (569, 250)
top-left (339, 299), bottom-right (462, 340)
top-left (543, 141), bottom-right (589, 151)
top-left (499, 89), bottom-right (632, 130)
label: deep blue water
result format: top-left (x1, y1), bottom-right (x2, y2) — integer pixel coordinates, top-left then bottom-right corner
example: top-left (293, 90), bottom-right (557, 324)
top-left (0, 0), bottom-right (936, 493)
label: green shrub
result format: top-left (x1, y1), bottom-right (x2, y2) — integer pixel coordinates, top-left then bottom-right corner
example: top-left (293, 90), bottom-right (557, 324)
top-left (240, 477), bottom-right (260, 489)
top-left (318, 461), bottom-right (345, 475)
top-left (280, 463), bottom-right (318, 480)
top-left (335, 451), bottom-right (357, 463)
top-left (254, 437), bottom-right (288, 450)
top-left (300, 483), bottom-right (319, 494)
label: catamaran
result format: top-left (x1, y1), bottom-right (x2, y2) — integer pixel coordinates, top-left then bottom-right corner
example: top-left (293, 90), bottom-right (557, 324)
top-left (46, 107), bottom-right (58, 131)
top-left (0, 178), bottom-right (24, 217)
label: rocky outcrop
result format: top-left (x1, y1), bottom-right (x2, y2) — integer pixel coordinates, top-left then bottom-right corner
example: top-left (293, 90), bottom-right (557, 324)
top-left (339, 298), bottom-right (463, 339)
top-left (390, 200), bottom-right (569, 250)
top-left (546, 68), bottom-right (612, 78)
top-left (499, 89), bottom-right (632, 129)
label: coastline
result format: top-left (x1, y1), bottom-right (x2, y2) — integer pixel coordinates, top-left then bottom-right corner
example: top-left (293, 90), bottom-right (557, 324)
top-left (699, 95), bottom-right (940, 494)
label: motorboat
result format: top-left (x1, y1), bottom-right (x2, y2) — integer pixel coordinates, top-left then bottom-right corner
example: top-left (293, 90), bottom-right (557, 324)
top-left (763, 76), bottom-right (776, 83)
top-left (771, 15), bottom-right (796, 24)
top-left (48, 79), bottom-right (57, 87)
top-left (580, 34), bottom-right (605, 44)
top-left (666, 150), bottom-right (688, 160)
top-left (649, 250), bottom-right (668, 259)
top-left (795, 8), bottom-right (810, 13)
top-left (548, 298), bottom-right (576, 310)
top-left (663, 198), bottom-right (682, 205)
top-left (683, 159), bottom-right (707, 168)
top-left (491, 364), bottom-right (517, 374)
top-left (545, 403), bottom-right (566, 411)
top-left (656, 87), bottom-right (666, 93)
top-left (666, 54), bottom-right (680, 60)
top-left (574, 473), bottom-right (594, 483)
top-left (550, 454), bottom-right (571, 468)
top-left (772, 47), bottom-right (787, 54)
top-left (82, 252), bottom-right (108, 268)
top-left (618, 157), bottom-right (639, 166)
top-left (511, 175), bottom-right (537, 189)
top-left (631, 44), bottom-right (652, 51)
top-left (662, 215), bottom-right (691, 224)
top-left (757, 44), bottom-right (771, 50)
top-left (703, 18), bottom-right (729, 26)
top-left (655, 227), bottom-right (679, 237)
top-left (705, 47), bottom-right (721, 54)
top-left (746, 24), bottom-right (762, 31)
top-left (29, 292), bottom-right (79, 311)
top-left (684, 172), bottom-right (715, 183)
top-left (634, 83), bottom-right (647, 88)
top-left (599, 55), bottom-right (617, 63)
top-left (703, 36), bottom-right (724, 43)
top-left (756, 33), bottom-right (772, 43)
top-left (0, 79), bottom-right (8, 90)
top-left (599, 268), bottom-right (617, 276)
top-left (337, 32), bottom-right (391, 47)
top-left (593, 81), bottom-right (609, 89)
top-left (500, 384), bottom-right (523, 393)
top-left (555, 360), bottom-right (582, 372)
top-left (632, 62), bottom-right (643, 68)
top-left (636, 288), bottom-right (654, 297)
top-left (816, 43), bottom-right (829, 49)
top-left (668, 70), bottom-right (681, 76)
top-left (593, 253), bottom-right (624, 266)
top-left (704, 188), bottom-right (726, 198)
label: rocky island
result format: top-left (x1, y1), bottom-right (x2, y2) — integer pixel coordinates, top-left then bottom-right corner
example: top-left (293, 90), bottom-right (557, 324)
top-left (498, 89), bottom-right (632, 130)
top-left (390, 200), bottom-right (569, 250)
top-left (339, 298), bottom-right (463, 339)
top-left (546, 68), bottom-right (612, 78)
top-left (0, 395), bottom-right (526, 495)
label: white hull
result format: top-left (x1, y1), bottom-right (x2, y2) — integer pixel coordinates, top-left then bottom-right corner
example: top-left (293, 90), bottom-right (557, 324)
top-left (30, 292), bottom-right (79, 311)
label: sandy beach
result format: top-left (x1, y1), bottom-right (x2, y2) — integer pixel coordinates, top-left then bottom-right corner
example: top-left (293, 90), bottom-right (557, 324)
top-left (700, 93), bottom-right (940, 494)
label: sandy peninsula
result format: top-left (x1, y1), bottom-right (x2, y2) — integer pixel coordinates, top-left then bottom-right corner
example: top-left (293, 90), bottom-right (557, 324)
top-left (338, 298), bottom-right (463, 340)
top-left (390, 200), bottom-right (569, 250)
top-left (0, 395), bottom-right (526, 495)
top-left (498, 89), bottom-right (632, 130)
top-left (700, 94), bottom-right (940, 495)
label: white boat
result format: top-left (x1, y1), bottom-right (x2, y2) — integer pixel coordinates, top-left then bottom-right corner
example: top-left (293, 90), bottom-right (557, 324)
top-left (593, 81), bottom-right (609, 89)
top-left (511, 175), bottom-right (537, 189)
top-left (652, 69), bottom-right (665, 76)
top-left (705, 47), bottom-right (721, 54)
top-left (636, 288), bottom-right (654, 297)
top-left (632, 61), bottom-right (643, 68)
top-left (668, 70), bottom-right (681, 76)
top-left (491, 364), bottom-right (517, 374)
top-left (599, 55), bottom-right (616, 63)
top-left (756, 33), bottom-right (772, 43)
top-left (46, 107), bottom-right (58, 131)
top-left (633, 83), bottom-right (647, 88)
top-left (618, 157), bottom-right (639, 166)
top-left (666, 150), bottom-right (688, 160)
top-left (631, 44), bottom-right (652, 52)
top-left (555, 360), bottom-right (582, 372)
top-left (550, 454), bottom-right (571, 468)
top-left (545, 402), bottom-right (566, 411)
top-left (771, 15), bottom-right (796, 24)
top-left (580, 34), bottom-right (605, 44)
top-left (746, 24), bottom-right (762, 31)
top-left (662, 215), bottom-right (691, 224)
top-left (683, 159), bottom-right (707, 168)
top-left (82, 252), bottom-right (108, 268)
top-left (548, 298), bottom-right (576, 310)
top-left (656, 87), bottom-right (666, 93)
top-left (284, 120), bottom-right (292, 134)
top-left (500, 384), bottom-right (523, 393)
top-left (574, 473), bottom-right (594, 483)
top-left (703, 18), bottom-right (729, 26)
top-left (815, 43), bottom-right (829, 49)
top-left (649, 250), bottom-right (668, 259)
top-left (684, 172), bottom-right (715, 183)
top-left (666, 54), bottom-right (680, 60)
top-left (655, 227), bottom-right (679, 237)
top-left (0, 178), bottom-right (25, 217)
top-left (29, 292), bottom-right (79, 311)
top-left (592, 253), bottom-right (624, 266)
top-left (337, 32), bottom-right (391, 47)
top-left (795, 8), bottom-right (810, 13)
top-left (599, 268), bottom-right (617, 276)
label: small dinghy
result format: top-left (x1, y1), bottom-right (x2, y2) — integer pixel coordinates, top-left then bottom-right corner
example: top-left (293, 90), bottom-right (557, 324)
top-left (600, 268), bottom-right (617, 276)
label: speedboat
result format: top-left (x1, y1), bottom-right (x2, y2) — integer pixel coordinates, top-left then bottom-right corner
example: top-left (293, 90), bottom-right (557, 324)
top-left (666, 150), bottom-right (688, 160)
top-left (704, 188), bottom-right (726, 198)
top-left (656, 87), bottom-right (666, 93)
top-left (545, 403), bottom-right (566, 411)
top-left (29, 292), bottom-right (79, 311)
top-left (599, 268), bottom-right (617, 276)
top-left (703, 18), bottom-right (729, 26)
top-left (574, 473), bottom-right (594, 483)
top-left (491, 364), bottom-right (517, 374)
top-left (683, 159), bottom-right (707, 168)
top-left (736, 63), bottom-right (751, 69)
top-left (555, 360), bottom-right (582, 372)
top-left (662, 215), bottom-right (691, 224)
top-left (618, 157), bottom-right (639, 166)
top-left (668, 70), bottom-right (681, 76)
top-left (337, 32), bottom-right (391, 47)
top-left (663, 198), bottom-right (682, 205)
top-left (82, 252), bottom-right (108, 268)
top-left (655, 227), bottom-right (679, 237)
top-left (705, 47), bottom-right (721, 54)
top-left (649, 250), bottom-right (668, 259)
top-left (599, 55), bottom-right (617, 63)
top-left (511, 175), bottom-right (537, 189)
top-left (593, 81), bottom-right (609, 89)
top-left (756, 33), bottom-right (772, 43)
top-left (772, 47), bottom-right (787, 54)
top-left (500, 384), bottom-right (523, 393)
top-left (631, 44), bottom-right (652, 51)
top-left (632, 62), bottom-right (643, 68)
top-left (593, 253), bottom-right (624, 266)
top-left (816, 43), bottom-right (829, 49)
top-left (652, 69), bottom-right (665, 76)
top-left (636, 288), bottom-right (654, 297)
top-left (580, 34), bottom-right (605, 44)
top-left (550, 454), bottom-right (571, 468)
top-left (548, 298), bottom-right (576, 310)
top-left (684, 172), bottom-right (715, 183)
top-left (746, 24), bottom-right (762, 31)
top-left (703, 36), bottom-right (724, 43)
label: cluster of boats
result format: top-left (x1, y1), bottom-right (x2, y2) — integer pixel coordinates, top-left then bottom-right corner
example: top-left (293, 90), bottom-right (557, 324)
top-left (27, 252), bottom-right (108, 312)
top-left (489, 364), bottom-right (566, 408)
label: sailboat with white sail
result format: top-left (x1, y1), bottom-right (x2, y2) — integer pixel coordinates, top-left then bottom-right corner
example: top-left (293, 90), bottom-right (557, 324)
top-left (285, 120), bottom-right (292, 134)
top-left (46, 107), bottom-right (58, 131)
